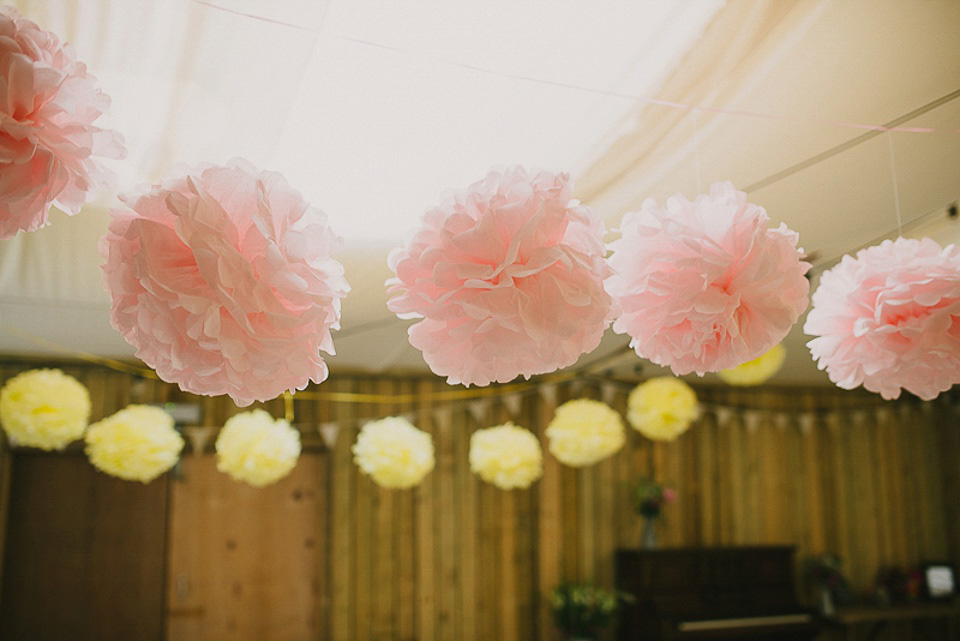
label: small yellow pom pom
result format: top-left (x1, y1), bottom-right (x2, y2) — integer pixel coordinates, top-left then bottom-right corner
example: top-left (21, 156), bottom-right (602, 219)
top-left (546, 398), bottom-right (625, 467)
top-left (469, 422), bottom-right (543, 489)
top-left (0, 369), bottom-right (90, 450)
top-left (718, 344), bottom-right (786, 386)
top-left (216, 410), bottom-right (301, 487)
top-left (627, 377), bottom-right (699, 441)
top-left (85, 405), bottom-right (183, 482)
top-left (353, 416), bottom-right (435, 489)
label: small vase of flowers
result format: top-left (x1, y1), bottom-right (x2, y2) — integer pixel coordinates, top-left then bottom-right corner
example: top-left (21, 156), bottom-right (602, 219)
top-left (550, 583), bottom-right (628, 641)
top-left (632, 477), bottom-right (676, 549)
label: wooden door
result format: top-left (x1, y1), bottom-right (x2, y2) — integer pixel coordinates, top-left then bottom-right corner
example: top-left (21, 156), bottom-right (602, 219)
top-left (165, 454), bottom-right (325, 641)
top-left (0, 451), bottom-right (169, 641)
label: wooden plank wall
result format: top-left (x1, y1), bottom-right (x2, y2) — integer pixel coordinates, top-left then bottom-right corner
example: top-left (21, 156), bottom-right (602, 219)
top-left (165, 454), bottom-right (325, 641)
top-left (0, 451), bottom-right (169, 641)
top-left (0, 360), bottom-right (958, 641)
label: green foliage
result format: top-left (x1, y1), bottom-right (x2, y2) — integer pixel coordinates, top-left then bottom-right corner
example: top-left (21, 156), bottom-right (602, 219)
top-left (631, 477), bottom-right (676, 518)
top-left (550, 583), bottom-right (630, 636)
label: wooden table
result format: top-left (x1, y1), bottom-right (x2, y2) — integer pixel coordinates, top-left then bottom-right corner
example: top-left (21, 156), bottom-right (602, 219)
top-left (825, 601), bottom-right (960, 641)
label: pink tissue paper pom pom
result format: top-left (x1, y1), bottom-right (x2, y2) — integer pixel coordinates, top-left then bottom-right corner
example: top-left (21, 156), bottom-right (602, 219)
top-left (100, 159), bottom-right (350, 406)
top-left (804, 237), bottom-right (960, 401)
top-left (387, 166), bottom-right (615, 386)
top-left (0, 6), bottom-right (124, 238)
top-left (605, 181), bottom-right (810, 375)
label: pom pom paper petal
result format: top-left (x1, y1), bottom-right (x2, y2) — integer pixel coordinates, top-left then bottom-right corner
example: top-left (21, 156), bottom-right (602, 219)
top-left (100, 160), bottom-right (349, 406)
top-left (605, 181), bottom-right (809, 375)
top-left (0, 7), bottom-right (125, 238)
top-left (215, 409), bottom-right (301, 487)
top-left (0, 369), bottom-right (90, 450)
top-left (805, 237), bottom-right (960, 400)
top-left (387, 166), bottom-right (614, 386)
top-left (352, 416), bottom-right (435, 489)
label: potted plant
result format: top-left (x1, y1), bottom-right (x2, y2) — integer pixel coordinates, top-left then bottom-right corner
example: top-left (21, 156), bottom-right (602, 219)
top-left (550, 583), bottom-right (628, 641)
top-left (631, 477), bottom-right (676, 548)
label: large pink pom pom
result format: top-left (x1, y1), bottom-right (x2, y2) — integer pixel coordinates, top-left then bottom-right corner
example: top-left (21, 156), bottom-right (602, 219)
top-left (605, 181), bottom-right (809, 375)
top-left (387, 166), bottom-right (614, 386)
top-left (805, 237), bottom-right (960, 401)
top-left (0, 7), bottom-right (124, 238)
top-left (100, 160), bottom-right (349, 406)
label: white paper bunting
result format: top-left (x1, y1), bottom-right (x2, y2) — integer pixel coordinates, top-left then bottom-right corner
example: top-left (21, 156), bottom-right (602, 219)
top-left (184, 425), bottom-right (214, 455)
top-left (318, 421), bottom-right (340, 448)
top-left (467, 398), bottom-right (490, 424)
top-left (502, 393), bottom-right (524, 419)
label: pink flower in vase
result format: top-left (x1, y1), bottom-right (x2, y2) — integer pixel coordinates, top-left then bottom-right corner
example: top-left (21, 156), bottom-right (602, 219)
top-left (663, 488), bottom-right (677, 503)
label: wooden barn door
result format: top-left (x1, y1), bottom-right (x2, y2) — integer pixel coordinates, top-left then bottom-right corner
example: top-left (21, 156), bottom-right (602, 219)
top-left (0, 451), bottom-right (170, 641)
top-left (165, 453), bottom-right (326, 641)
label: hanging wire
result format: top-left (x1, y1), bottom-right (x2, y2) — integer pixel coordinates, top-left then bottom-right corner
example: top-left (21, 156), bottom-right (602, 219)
top-left (887, 131), bottom-right (904, 236)
top-left (189, 0), bottom-right (313, 31)
top-left (691, 108), bottom-right (703, 194)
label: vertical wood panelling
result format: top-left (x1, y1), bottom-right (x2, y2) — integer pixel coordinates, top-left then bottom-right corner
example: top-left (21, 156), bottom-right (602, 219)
top-left (353, 382), bottom-right (373, 641)
top-left (331, 377), bottom-right (357, 641)
top-left (537, 390), bottom-right (561, 641)
top-left (415, 379), bottom-right (436, 641)
top-left (397, 380), bottom-right (416, 641)
top-left (1, 361), bottom-right (959, 641)
top-left (165, 455), bottom-right (322, 641)
top-left (1, 452), bottom-right (168, 641)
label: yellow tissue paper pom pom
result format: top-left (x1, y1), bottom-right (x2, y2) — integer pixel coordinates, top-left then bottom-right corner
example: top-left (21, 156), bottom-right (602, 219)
top-left (627, 377), bottom-right (699, 441)
top-left (85, 405), bottom-right (183, 482)
top-left (216, 409), bottom-right (301, 487)
top-left (546, 398), bottom-right (625, 467)
top-left (353, 416), bottom-right (435, 489)
top-left (469, 422), bottom-right (543, 489)
top-left (0, 368), bottom-right (91, 450)
top-left (718, 344), bottom-right (786, 386)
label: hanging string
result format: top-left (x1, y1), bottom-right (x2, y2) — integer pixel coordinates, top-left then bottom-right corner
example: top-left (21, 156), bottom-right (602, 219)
top-left (342, 36), bottom-right (960, 135)
top-left (190, 0), bottom-right (314, 31)
top-left (3, 324), bottom-right (159, 380)
top-left (691, 108), bottom-right (703, 194)
top-left (283, 391), bottom-right (295, 422)
top-left (886, 131), bottom-right (904, 236)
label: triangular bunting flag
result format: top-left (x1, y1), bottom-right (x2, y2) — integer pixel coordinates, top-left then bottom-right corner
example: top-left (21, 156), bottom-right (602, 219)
top-left (318, 422), bottom-right (340, 449)
top-left (467, 398), bottom-right (490, 424)
top-left (503, 393), bottom-right (524, 419)
top-left (538, 385), bottom-right (558, 406)
top-left (184, 425), bottom-right (214, 455)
